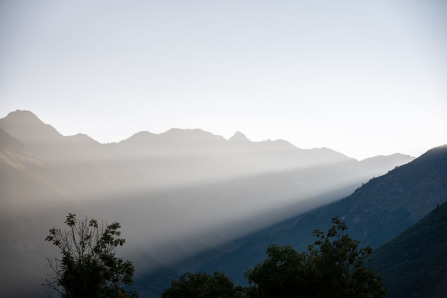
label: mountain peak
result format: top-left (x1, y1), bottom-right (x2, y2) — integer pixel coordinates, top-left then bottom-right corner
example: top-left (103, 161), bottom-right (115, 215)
top-left (5, 110), bottom-right (44, 124)
top-left (164, 128), bottom-right (207, 136)
top-left (229, 131), bottom-right (250, 142)
top-left (67, 133), bottom-right (99, 145)
top-left (123, 131), bottom-right (156, 142)
top-left (0, 110), bottom-right (62, 144)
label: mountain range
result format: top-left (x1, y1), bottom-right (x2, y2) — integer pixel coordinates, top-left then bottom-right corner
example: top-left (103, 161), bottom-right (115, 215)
top-left (165, 144), bottom-right (446, 296)
top-left (0, 110), bottom-right (417, 297)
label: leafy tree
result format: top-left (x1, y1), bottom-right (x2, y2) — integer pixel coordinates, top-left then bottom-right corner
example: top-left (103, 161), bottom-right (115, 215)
top-left (244, 244), bottom-right (311, 298)
top-left (162, 271), bottom-right (244, 298)
top-left (245, 217), bottom-right (386, 298)
top-left (44, 213), bottom-right (137, 297)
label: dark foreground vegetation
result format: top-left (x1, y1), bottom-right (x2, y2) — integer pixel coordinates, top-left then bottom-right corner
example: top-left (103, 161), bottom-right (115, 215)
top-left (45, 215), bottom-right (385, 298)
top-left (44, 214), bottom-right (137, 297)
top-left (162, 217), bottom-right (386, 298)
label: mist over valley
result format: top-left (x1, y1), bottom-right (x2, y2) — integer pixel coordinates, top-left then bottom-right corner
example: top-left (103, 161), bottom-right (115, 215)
top-left (0, 110), bottom-right (418, 297)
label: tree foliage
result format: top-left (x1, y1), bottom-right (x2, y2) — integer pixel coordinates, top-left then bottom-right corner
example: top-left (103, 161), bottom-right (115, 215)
top-left (245, 217), bottom-right (386, 298)
top-left (44, 213), bottom-right (136, 297)
top-left (161, 218), bottom-right (385, 298)
top-left (244, 244), bottom-right (310, 297)
top-left (161, 271), bottom-right (244, 298)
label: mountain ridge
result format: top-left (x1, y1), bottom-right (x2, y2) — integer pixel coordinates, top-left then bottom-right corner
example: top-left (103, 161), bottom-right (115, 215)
top-left (0, 110), bottom-right (414, 161)
top-left (192, 144), bottom-right (447, 286)
top-left (0, 110), bottom-right (63, 145)
top-left (0, 109), bottom-right (419, 297)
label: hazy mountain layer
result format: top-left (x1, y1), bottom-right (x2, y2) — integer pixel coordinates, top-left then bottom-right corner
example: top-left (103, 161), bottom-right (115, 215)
top-left (191, 145), bottom-right (447, 288)
top-left (0, 110), bottom-right (414, 297)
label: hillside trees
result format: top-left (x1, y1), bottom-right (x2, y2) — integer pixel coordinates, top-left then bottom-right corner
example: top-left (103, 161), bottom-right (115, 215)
top-left (162, 217), bottom-right (386, 298)
top-left (370, 201), bottom-right (447, 297)
top-left (44, 213), bottom-right (136, 297)
top-left (245, 217), bottom-right (386, 298)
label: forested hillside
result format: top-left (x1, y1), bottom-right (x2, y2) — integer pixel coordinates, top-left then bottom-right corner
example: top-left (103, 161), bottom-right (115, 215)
top-left (370, 201), bottom-right (447, 297)
top-left (190, 145), bottom-right (447, 287)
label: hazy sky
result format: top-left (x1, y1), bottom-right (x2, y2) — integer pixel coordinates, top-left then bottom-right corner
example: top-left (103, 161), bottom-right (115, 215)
top-left (1, 0), bottom-right (446, 159)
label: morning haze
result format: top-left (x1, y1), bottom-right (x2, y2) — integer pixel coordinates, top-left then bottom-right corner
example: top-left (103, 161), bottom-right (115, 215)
top-left (1, 0), bottom-right (446, 297)
top-left (0, 110), bottom-right (415, 296)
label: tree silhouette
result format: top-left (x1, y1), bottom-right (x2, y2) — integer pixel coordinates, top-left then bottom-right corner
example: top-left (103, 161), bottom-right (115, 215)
top-left (245, 217), bottom-right (386, 298)
top-left (44, 213), bottom-right (136, 297)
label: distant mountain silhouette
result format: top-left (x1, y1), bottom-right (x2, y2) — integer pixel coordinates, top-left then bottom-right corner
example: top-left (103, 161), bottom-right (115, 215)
top-left (120, 128), bottom-right (227, 157)
top-left (0, 110), bottom-right (63, 145)
top-left (370, 200), bottom-right (447, 297)
top-left (228, 131), bottom-right (250, 143)
top-left (0, 110), bottom-right (416, 297)
top-left (192, 145), bottom-right (447, 287)
top-left (66, 133), bottom-right (99, 145)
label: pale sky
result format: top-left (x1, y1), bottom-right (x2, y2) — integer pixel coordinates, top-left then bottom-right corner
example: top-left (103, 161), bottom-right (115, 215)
top-left (1, 0), bottom-right (446, 160)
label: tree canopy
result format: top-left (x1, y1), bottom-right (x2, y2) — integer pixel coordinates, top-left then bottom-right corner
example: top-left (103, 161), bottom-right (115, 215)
top-left (161, 217), bottom-right (385, 298)
top-left (44, 213), bottom-right (136, 297)
top-left (245, 217), bottom-right (386, 298)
